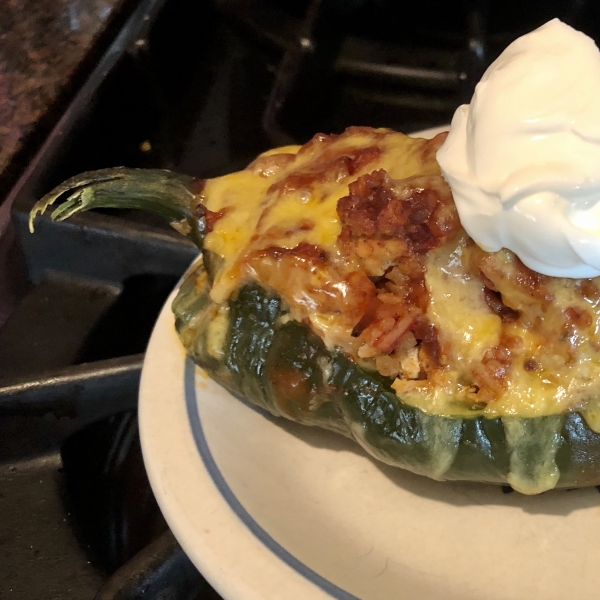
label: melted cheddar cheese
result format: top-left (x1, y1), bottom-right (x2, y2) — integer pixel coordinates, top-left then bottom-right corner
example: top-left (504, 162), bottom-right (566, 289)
top-left (202, 128), bottom-right (439, 302)
top-left (198, 126), bottom-right (600, 423)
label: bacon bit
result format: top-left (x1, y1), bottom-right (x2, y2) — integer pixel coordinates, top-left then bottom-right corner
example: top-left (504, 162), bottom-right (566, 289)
top-left (337, 170), bottom-right (460, 254)
top-left (474, 334), bottom-right (519, 401)
top-left (373, 312), bottom-right (418, 353)
top-left (523, 359), bottom-right (537, 372)
top-left (265, 242), bottom-right (328, 265)
top-left (483, 288), bottom-right (520, 322)
top-left (337, 170), bottom-right (398, 238)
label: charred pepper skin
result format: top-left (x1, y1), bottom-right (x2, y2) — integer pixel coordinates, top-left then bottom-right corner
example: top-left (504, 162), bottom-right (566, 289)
top-left (173, 262), bottom-right (600, 492)
top-left (29, 167), bottom-right (600, 494)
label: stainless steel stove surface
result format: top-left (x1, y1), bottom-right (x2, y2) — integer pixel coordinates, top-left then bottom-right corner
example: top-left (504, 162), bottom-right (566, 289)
top-left (2, 0), bottom-right (600, 598)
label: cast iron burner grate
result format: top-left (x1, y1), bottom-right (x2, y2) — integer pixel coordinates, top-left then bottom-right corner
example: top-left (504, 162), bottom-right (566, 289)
top-left (2, 0), bottom-right (600, 598)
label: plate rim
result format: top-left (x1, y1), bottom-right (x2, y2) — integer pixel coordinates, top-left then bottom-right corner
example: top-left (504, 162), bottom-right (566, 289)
top-left (181, 356), bottom-right (361, 600)
top-left (138, 123), bottom-right (600, 600)
top-left (139, 125), bottom-right (452, 600)
top-left (139, 289), bottom-right (341, 600)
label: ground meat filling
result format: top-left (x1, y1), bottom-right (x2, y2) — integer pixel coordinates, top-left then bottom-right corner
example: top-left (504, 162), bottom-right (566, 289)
top-left (338, 170), bottom-right (459, 252)
top-left (202, 125), bottom-right (600, 415)
top-left (337, 169), bottom-right (461, 382)
top-left (464, 246), bottom-right (600, 403)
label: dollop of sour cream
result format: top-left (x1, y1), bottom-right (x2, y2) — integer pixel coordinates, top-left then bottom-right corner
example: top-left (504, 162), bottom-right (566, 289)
top-left (437, 18), bottom-right (600, 278)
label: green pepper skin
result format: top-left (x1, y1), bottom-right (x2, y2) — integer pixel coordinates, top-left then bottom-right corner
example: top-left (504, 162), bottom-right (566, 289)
top-left (173, 263), bottom-right (600, 494)
top-left (29, 167), bottom-right (600, 494)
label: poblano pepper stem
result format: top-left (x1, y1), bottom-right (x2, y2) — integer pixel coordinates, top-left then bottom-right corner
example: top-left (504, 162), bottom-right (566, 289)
top-left (29, 167), bottom-right (207, 248)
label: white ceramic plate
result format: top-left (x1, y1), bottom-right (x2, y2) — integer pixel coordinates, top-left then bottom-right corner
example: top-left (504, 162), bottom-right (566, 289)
top-left (139, 128), bottom-right (600, 600)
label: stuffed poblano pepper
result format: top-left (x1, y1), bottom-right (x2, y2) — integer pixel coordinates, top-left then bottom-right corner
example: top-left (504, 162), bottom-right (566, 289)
top-left (29, 127), bottom-right (600, 494)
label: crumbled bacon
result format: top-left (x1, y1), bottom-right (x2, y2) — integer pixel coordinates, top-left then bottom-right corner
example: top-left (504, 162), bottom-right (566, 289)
top-left (219, 126), bottom-right (600, 411)
top-left (474, 334), bottom-right (520, 400)
top-left (264, 242), bottom-right (327, 265)
top-left (337, 170), bottom-right (397, 237)
top-left (523, 359), bottom-right (537, 372)
top-left (335, 168), bottom-right (454, 383)
top-left (337, 170), bottom-right (460, 254)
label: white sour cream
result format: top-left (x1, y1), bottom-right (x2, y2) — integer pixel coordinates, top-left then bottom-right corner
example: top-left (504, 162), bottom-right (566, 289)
top-left (437, 18), bottom-right (600, 278)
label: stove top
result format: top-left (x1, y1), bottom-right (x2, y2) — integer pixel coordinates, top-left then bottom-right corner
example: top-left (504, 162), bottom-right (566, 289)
top-left (2, 0), bottom-right (600, 598)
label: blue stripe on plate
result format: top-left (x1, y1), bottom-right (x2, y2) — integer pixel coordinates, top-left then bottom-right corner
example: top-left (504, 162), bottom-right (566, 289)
top-left (184, 359), bottom-right (361, 600)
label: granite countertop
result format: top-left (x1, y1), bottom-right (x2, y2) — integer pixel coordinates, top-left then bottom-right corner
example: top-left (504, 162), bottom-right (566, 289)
top-left (0, 0), bottom-right (127, 326)
top-left (0, 0), bottom-right (126, 203)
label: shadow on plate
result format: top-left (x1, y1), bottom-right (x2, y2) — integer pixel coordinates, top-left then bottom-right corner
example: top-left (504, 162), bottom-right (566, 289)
top-left (239, 396), bottom-right (600, 517)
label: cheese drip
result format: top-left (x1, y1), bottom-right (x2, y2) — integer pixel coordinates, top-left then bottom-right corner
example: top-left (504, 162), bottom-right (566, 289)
top-left (201, 129), bottom-right (440, 303)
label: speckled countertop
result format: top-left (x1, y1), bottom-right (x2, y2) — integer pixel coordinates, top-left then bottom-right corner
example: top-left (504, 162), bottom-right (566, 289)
top-left (0, 0), bottom-right (126, 202)
top-left (0, 0), bottom-right (127, 325)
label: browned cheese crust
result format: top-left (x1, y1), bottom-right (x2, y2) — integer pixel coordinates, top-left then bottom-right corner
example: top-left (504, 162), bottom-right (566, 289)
top-left (200, 126), bottom-right (600, 416)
